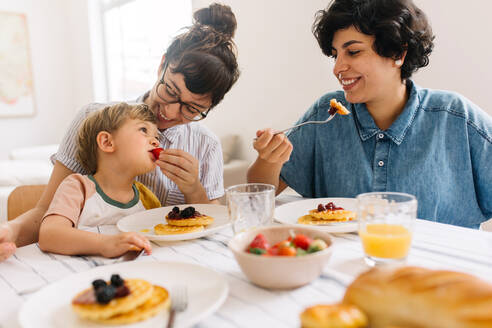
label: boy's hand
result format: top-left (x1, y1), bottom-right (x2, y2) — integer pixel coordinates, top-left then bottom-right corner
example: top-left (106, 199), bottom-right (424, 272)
top-left (100, 232), bottom-right (152, 258)
top-left (0, 224), bottom-right (16, 261)
top-left (155, 149), bottom-right (200, 195)
top-left (253, 129), bottom-right (293, 165)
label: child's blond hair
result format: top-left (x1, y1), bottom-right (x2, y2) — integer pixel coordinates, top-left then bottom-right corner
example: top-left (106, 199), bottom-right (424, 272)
top-left (76, 102), bottom-right (157, 174)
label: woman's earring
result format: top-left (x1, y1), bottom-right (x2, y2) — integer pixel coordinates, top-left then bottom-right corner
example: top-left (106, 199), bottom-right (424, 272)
top-left (395, 59), bottom-right (402, 66)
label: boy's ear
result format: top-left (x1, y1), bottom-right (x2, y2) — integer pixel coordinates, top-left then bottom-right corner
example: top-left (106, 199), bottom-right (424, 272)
top-left (96, 131), bottom-right (115, 153)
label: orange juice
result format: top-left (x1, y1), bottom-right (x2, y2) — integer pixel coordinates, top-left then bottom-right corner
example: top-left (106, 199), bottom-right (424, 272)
top-left (359, 224), bottom-right (412, 259)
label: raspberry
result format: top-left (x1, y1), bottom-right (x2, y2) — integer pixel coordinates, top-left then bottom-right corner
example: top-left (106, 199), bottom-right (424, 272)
top-left (114, 285), bottom-right (130, 298)
top-left (317, 204), bottom-right (325, 212)
top-left (325, 202), bottom-right (335, 210)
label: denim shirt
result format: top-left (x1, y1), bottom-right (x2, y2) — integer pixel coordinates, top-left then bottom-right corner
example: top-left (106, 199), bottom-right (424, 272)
top-left (280, 80), bottom-right (492, 228)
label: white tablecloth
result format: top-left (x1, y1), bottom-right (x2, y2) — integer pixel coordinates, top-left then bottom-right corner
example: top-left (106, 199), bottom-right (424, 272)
top-left (1, 198), bottom-right (492, 328)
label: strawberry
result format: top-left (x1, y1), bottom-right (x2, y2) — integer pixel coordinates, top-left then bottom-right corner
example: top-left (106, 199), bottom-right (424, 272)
top-left (151, 147), bottom-right (163, 160)
top-left (292, 234), bottom-right (312, 250)
top-left (248, 233), bottom-right (269, 250)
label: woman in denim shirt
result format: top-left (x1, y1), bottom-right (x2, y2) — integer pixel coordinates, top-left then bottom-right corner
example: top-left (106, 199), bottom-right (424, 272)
top-left (248, 0), bottom-right (492, 229)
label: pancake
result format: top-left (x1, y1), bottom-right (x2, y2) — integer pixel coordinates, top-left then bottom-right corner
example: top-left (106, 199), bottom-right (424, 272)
top-left (94, 285), bottom-right (171, 325)
top-left (72, 278), bottom-right (153, 321)
top-left (297, 215), bottom-right (337, 225)
top-left (154, 223), bottom-right (205, 235)
top-left (166, 215), bottom-right (214, 226)
top-left (308, 209), bottom-right (356, 221)
top-left (330, 98), bottom-right (350, 115)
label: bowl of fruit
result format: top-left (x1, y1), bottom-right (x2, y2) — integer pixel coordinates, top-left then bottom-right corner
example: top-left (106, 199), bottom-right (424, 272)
top-left (228, 225), bottom-right (333, 289)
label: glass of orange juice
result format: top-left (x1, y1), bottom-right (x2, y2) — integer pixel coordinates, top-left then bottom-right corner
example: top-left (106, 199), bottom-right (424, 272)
top-left (357, 192), bottom-right (417, 267)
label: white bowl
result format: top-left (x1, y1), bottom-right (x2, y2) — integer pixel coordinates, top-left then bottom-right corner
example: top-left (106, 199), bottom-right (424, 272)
top-left (228, 225), bottom-right (333, 289)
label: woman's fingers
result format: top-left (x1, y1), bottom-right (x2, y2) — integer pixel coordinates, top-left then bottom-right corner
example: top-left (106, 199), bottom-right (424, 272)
top-left (160, 149), bottom-right (195, 165)
top-left (254, 129), bottom-right (275, 150)
top-left (257, 133), bottom-right (291, 163)
top-left (156, 159), bottom-right (193, 181)
top-left (268, 139), bottom-right (293, 162)
top-left (155, 150), bottom-right (200, 193)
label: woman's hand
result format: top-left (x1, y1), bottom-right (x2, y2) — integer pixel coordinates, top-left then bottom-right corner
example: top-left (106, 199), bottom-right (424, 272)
top-left (155, 149), bottom-right (201, 196)
top-left (100, 232), bottom-right (151, 258)
top-left (253, 129), bottom-right (293, 165)
top-left (0, 224), bottom-right (16, 261)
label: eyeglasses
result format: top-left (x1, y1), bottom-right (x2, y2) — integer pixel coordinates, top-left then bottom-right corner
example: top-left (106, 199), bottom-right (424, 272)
top-left (154, 61), bottom-right (211, 121)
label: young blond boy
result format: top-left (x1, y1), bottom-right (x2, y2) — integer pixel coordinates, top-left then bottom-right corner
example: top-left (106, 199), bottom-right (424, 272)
top-left (39, 103), bottom-right (161, 257)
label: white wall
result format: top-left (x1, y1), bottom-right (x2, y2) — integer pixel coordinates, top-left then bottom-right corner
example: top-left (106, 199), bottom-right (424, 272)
top-left (412, 0), bottom-right (491, 110)
top-left (196, 0), bottom-right (492, 163)
top-left (0, 0), bottom-right (490, 163)
top-left (195, 0), bottom-right (334, 162)
top-left (0, 0), bottom-right (93, 160)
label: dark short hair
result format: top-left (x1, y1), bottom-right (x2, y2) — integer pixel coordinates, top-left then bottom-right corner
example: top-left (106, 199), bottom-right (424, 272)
top-left (312, 0), bottom-right (435, 80)
top-left (165, 3), bottom-right (240, 108)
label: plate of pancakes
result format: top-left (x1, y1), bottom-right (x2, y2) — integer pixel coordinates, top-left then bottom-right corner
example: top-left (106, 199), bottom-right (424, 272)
top-left (19, 261), bottom-right (228, 328)
top-left (117, 204), bottom-right (230, 241)
top-left (275, 198), bottom-right (358, 233)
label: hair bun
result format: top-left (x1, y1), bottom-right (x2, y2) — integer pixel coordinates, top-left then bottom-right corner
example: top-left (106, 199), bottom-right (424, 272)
top-left (193, 3), bottom-right (237, 40)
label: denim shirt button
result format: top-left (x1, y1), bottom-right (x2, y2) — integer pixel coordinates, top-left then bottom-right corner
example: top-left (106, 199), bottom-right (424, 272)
top-left (378, 133), bottom-right (384, 139)
top-left (378, 160), bottom-right (384, 167)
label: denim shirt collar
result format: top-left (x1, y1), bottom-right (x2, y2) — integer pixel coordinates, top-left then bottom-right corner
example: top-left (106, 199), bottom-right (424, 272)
top-left (137, 92), bottom-right (184, 144)
top-left (352, 80), bottom-right (420, 145)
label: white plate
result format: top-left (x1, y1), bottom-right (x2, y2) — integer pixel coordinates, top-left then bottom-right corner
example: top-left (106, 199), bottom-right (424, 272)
top-left (275, 197), bottom-right (358, 233)
top-left (19, 261), bottom-right (228, 328)
top-left (117, 204), bottom-right (230, 241)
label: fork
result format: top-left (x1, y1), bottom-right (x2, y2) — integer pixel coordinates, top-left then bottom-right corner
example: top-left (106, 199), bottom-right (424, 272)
top-left (275, 113), bottom-right (338, 135)
top-left (254, 113), bottom-right (337, 140)
top-left (112, 248), bottom-right (145, 264)
top-left (166, 285), bottom-right (188, 328)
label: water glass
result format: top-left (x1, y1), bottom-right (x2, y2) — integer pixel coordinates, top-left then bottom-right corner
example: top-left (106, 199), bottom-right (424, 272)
top-left (357, 192), bottom-right (417, 267)
top-left (226, 183), bottom-right (275, 234)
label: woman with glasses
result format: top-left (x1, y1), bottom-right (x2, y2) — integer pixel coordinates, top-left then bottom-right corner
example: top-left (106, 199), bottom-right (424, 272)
top-left (248, 0), bottom-right (492, 229)
top-left (0, 3), bottom-right (240, 261)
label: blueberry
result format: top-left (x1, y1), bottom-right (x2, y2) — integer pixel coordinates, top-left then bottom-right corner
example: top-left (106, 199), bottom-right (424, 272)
top-left (92, 279), bottom-right (106, 291)
top-left (181, 206), bottom-right (195, 218)
top-left (110, 274), bottom-right (124, 287)
top-left (96, 285), bottom-right (116, 304)
top-left (172, 206), bottom-right (180, 213)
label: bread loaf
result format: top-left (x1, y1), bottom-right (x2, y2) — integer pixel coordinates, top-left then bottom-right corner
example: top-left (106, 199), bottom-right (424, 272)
top-left (343, 266), bottom-right (492, 328)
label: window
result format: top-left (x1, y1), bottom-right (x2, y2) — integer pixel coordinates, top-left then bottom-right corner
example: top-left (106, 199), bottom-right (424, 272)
top-left (93, 0), bottom-right (191, 101)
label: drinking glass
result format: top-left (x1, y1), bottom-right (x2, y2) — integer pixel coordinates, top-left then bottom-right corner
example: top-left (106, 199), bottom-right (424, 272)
top-left (226, 183), bottom-right (275, 234)
top-left (357, 192), bottom-right (417, 267)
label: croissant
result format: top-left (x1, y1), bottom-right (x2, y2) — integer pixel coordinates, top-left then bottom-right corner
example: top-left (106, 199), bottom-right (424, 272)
top-left (343, 266), bottom-right (492, 328)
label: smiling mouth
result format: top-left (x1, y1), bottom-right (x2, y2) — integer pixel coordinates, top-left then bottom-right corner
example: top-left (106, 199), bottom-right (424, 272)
top-left (340, 77), bottom-right (360, 90)
top-left (157, 109), bottom-right (172, 122)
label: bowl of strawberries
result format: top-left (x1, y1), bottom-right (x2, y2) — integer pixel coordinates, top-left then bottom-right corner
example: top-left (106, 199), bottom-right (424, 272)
top-left (228, 225), bottom-right (333, 289)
